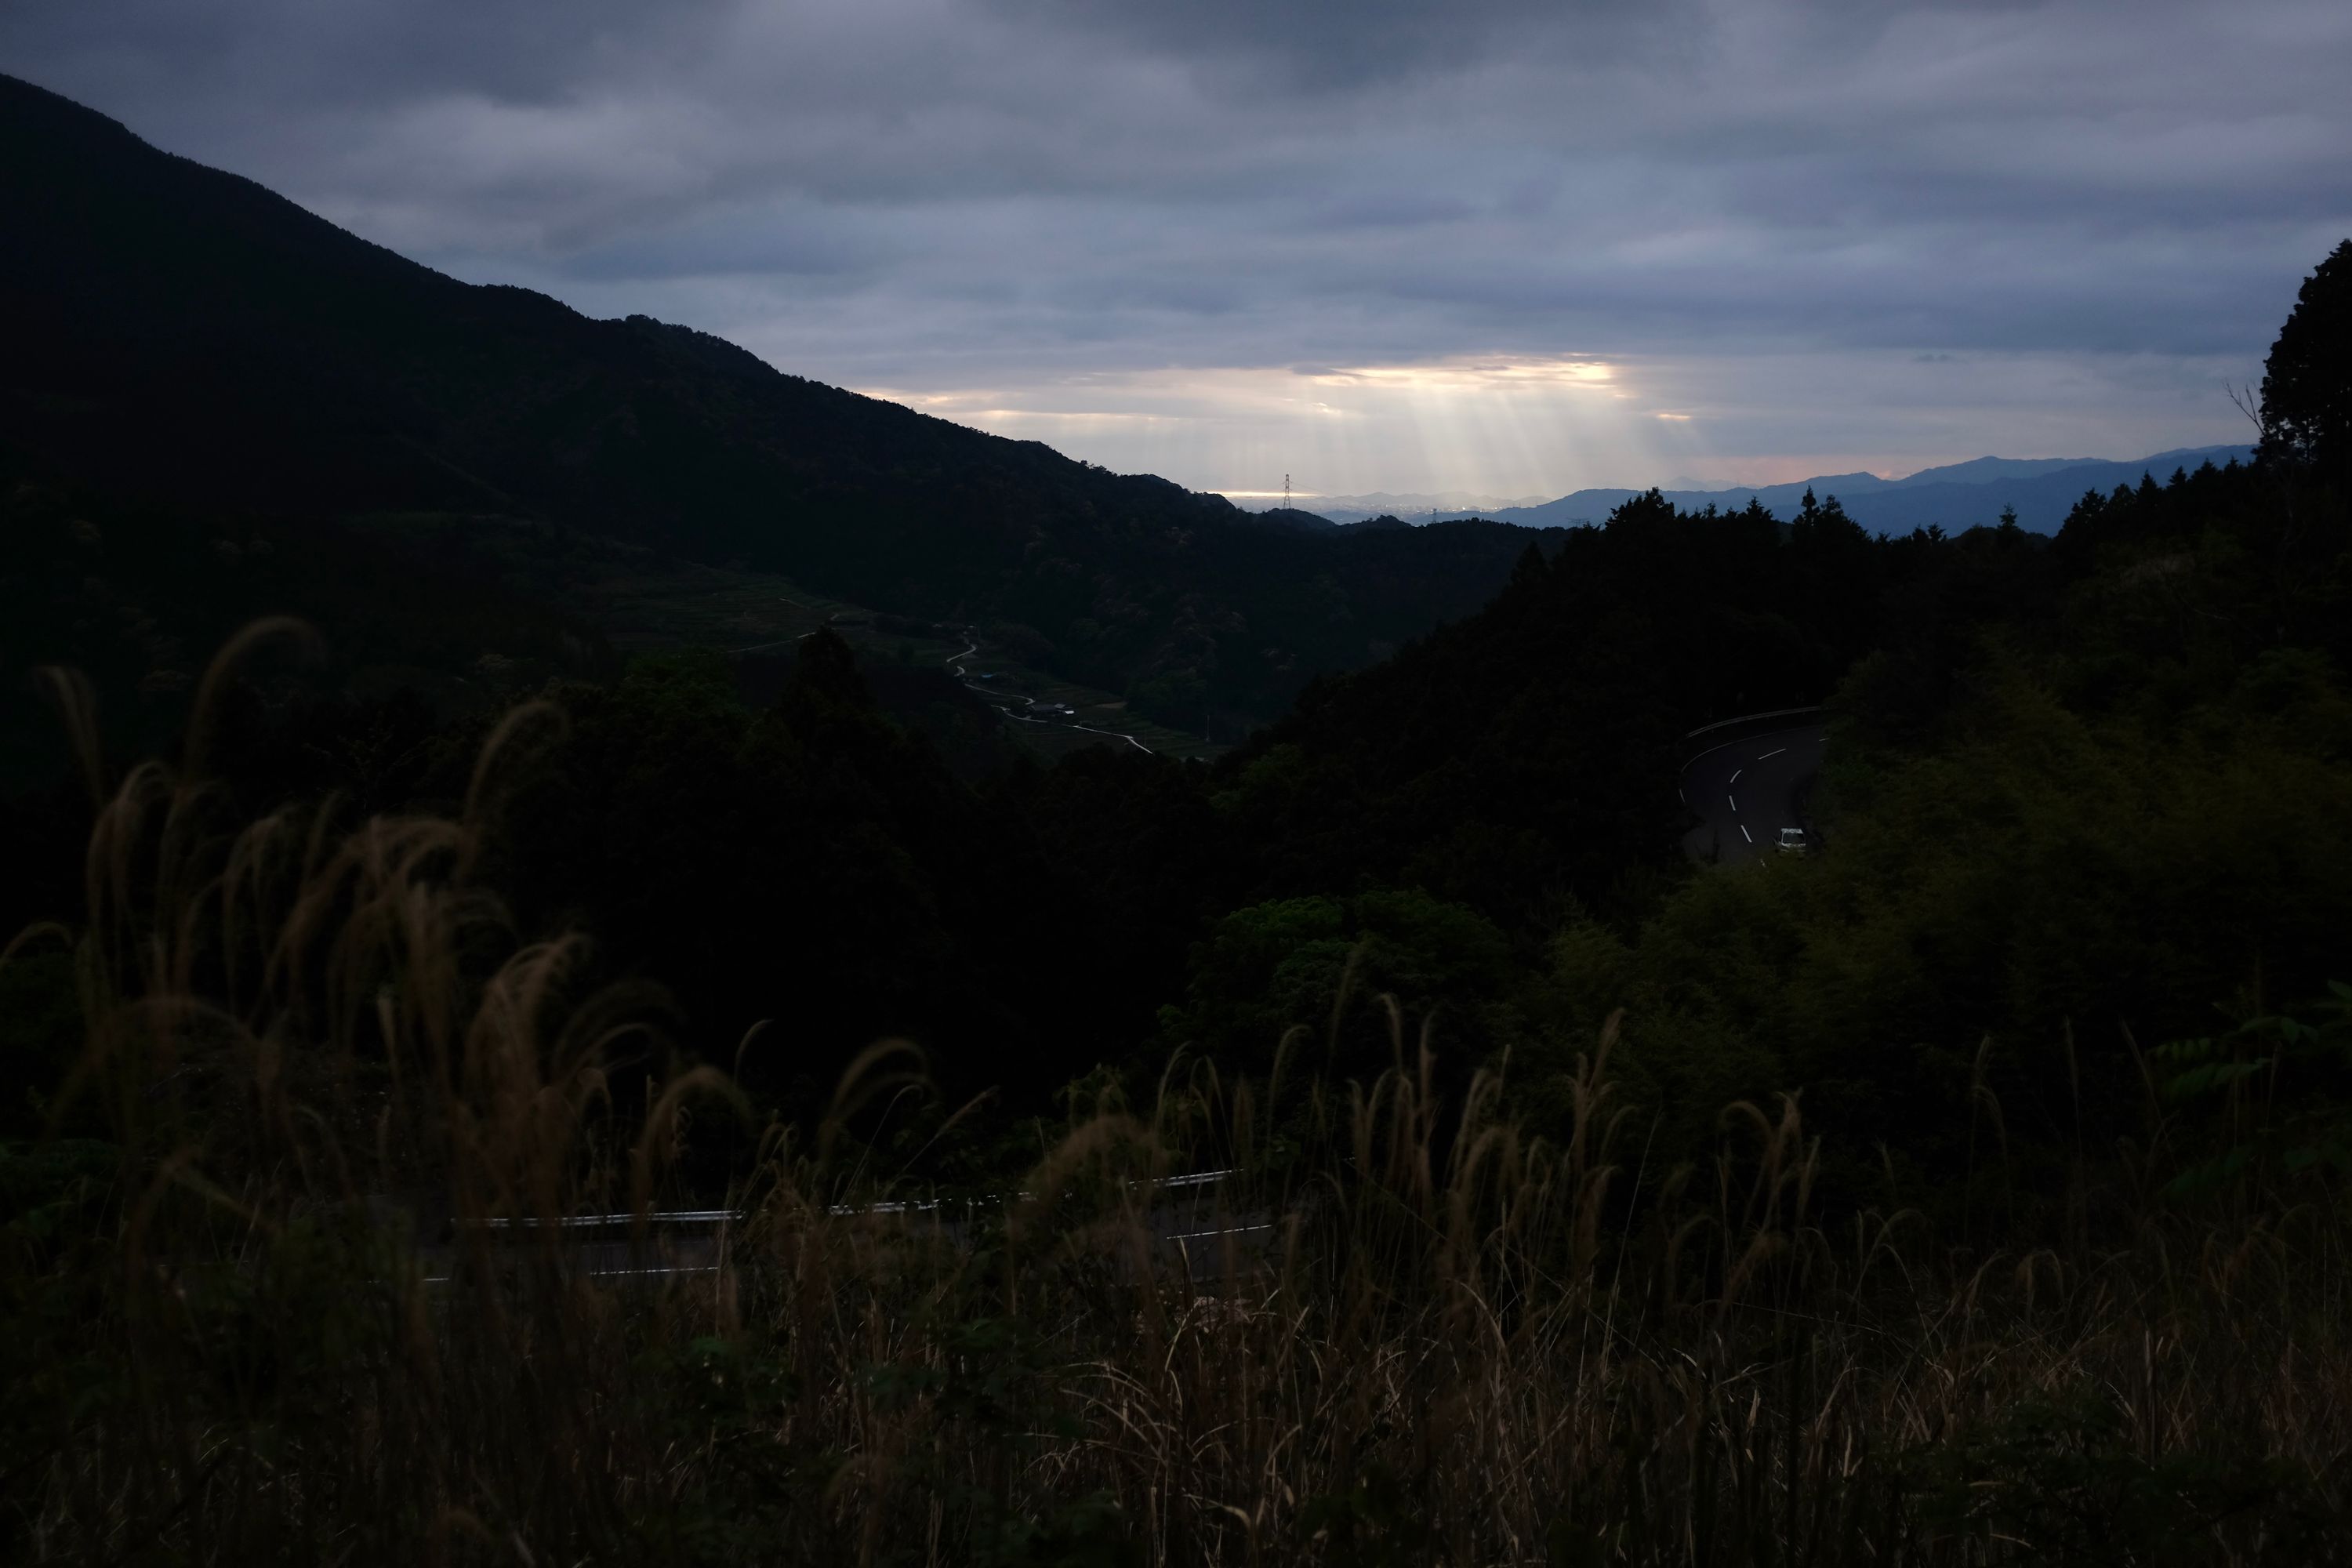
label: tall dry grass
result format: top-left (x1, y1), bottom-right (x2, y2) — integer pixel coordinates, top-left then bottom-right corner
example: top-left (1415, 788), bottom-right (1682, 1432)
top-left (4, 636), bottom-right (2349, 1564)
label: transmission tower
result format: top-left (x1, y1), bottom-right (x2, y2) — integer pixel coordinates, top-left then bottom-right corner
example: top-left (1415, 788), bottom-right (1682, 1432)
top-left (1283, 473), bottom-right (1291, 511)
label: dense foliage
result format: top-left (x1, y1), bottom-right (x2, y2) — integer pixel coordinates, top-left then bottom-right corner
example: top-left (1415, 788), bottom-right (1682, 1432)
top-left (14, 442), bottom-right (2344, 1206)
top-left (0, 454), bottom-right (611, 788)
top-left (1533, 451), bottom-right (2352, 1194)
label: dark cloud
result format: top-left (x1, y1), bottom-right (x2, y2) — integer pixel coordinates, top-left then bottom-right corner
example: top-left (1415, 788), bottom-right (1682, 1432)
top-left (981, 0), bottom-right (1680, 91)
top-left (2, 0), bottom-right (742, 107)
top-left (2, 0), bottom-right (2344, 491)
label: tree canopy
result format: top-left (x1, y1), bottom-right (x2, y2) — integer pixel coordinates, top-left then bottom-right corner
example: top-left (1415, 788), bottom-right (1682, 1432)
top-left (2260, 238), bottom-right (2352, 484)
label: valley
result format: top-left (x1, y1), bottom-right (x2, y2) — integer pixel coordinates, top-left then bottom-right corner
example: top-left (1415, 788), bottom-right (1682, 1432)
top-left (561, 549), bottom-right (1229, 762)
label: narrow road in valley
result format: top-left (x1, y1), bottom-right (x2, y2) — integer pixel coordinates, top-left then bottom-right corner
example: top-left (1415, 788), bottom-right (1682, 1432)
top-left (945, 631), bottom-right (1155, 754)
top-left (1680, 723), bottom-right (1826, 865)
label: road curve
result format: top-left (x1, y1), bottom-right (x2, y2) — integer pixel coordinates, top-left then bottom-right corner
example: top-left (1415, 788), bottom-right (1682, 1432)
top-left (1680, 723), bottom-right (1826, 866)
top-left (946, 632), bottom-right (1154, 754)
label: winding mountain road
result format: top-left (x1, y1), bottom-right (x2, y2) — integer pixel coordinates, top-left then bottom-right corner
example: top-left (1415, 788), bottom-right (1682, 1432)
top-left (945, 633), bottom-right (1154, 754)
top-left (1680, 722), bottom-right (1826, 866)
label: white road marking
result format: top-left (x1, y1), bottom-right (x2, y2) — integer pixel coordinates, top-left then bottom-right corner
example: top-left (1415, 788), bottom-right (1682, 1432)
top-left (1741, 825), bottom-right (1753, 844)
top-left (1730, 768), bottom-right (1742, 784)
top-left (1728, 795), bottom-right (1737, 813)
top-left (1758, 747), bottom-right (1787, 760)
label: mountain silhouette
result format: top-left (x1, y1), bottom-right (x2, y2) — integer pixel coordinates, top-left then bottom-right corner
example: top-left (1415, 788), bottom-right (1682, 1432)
top-left (0, 72), bottom-right (1552, 726)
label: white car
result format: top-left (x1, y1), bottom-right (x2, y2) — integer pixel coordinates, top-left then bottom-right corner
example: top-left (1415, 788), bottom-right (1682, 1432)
top-left (1776, 827), bottom-right (1809, 856)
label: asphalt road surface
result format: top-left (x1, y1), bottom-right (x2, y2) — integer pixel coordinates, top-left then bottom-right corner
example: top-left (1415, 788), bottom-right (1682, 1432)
top-left (1680, 724), bottom-right (1827, 866)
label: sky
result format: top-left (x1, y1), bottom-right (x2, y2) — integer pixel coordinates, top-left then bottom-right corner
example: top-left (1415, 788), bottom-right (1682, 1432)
top-left (7, 0), bottom-right (2347, 499)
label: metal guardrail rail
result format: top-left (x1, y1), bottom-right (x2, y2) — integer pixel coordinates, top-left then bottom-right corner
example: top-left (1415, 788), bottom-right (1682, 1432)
top-left (448, 1169), bottom-right (1240, 1232)
top-left (430, 1169), bottom-right (1267, 1287)
top-left (1678, 706), bottom-right (1828, 767)
top-left (1682, 705), bottom-right (1824, 742)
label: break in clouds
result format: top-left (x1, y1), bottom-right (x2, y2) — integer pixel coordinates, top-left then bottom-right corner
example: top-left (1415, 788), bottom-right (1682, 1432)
top-left (8, 0), bottom-right (2347, 495)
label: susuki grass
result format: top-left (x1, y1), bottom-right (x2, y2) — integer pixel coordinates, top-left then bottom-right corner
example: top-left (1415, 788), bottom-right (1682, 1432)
top-left (5, 637), bottom-right (2350, 1563)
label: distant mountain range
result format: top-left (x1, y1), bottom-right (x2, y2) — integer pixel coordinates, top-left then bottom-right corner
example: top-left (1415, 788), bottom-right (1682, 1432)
top-left (1242, 448), bottom-right (2256, 534)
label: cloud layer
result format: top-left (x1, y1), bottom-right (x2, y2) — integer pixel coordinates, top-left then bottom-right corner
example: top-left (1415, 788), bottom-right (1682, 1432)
top-left (7, 0), bottom-right (2347, 494)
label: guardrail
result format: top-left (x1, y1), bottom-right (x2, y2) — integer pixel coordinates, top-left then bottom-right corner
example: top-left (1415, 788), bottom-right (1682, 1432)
top-left (1678, 706), bottom-right (1826, 764)
top-left (1681, 705), bottom-right (1824, 742)
top-left (448, 1169), bottom-right (1240, 1232)
top-left (459, 1210), bottom-right (737, 1230)
top-left (428, 1169), bottom-right (1266, 1287)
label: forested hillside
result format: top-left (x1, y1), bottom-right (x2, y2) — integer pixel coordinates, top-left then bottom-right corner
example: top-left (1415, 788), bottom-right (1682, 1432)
top-left (13, 426), bottom-right (2338, 1188)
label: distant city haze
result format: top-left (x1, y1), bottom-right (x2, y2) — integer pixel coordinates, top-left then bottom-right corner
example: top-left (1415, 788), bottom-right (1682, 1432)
top-left (5, 0), bottom-right (2343, 495)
